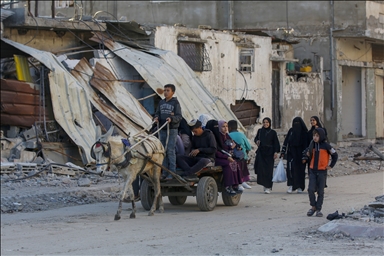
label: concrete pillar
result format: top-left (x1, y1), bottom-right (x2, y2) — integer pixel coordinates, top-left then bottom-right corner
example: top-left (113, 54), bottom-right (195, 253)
top-left (366, 68), bottom-right (376, 140)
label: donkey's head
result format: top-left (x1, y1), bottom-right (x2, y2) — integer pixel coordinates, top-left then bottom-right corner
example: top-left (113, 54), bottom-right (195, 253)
top-left (91, 125), bottom-right (114, 175)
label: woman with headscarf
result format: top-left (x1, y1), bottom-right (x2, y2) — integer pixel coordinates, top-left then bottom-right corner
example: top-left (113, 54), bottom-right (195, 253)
top-left (307, 116), bottom-right (327, 144)
top-left (206, 120), bottom-right (242, 195)
top-left (198, 113), bottom-right (214, 129)
top-left (253, 117), bottom-right (280, 194)
top-left (280, 117), bottom-right (308, 194)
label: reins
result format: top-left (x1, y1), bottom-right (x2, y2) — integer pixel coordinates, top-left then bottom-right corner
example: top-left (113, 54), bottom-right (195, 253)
top-left (96, 121), bottom-right (169, 169)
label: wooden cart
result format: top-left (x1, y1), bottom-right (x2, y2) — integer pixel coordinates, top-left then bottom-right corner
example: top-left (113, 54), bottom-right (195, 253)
top-left (140, 166), bottom-right (242, 211)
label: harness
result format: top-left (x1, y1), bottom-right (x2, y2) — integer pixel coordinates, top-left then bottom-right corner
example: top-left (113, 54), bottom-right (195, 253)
top-left (90, 140), bottom-right (131, 170)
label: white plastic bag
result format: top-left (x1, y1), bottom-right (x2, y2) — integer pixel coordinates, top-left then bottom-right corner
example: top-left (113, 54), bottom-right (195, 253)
top-left (272, 159), bottom-right (287, 183)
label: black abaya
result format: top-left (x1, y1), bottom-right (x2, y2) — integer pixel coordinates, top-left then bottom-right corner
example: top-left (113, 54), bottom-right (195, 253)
top-left (254, 127), bottom-right (280, 189)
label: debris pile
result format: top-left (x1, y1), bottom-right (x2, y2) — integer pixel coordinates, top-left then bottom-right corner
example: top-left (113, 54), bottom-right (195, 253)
top-left (0, 172), bottom-right (122, 213)
top-left (346, 195), bottom-right (384, 224)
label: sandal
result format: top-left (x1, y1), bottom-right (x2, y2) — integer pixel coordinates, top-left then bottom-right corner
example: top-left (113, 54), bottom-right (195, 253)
top-left (307, 208), bottom-right (316, 216)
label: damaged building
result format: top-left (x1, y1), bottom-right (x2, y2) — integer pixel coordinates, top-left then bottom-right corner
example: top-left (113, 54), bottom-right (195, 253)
top-left (23, 0), bottom-right (383, 143)
top-left (0, 0), bottom-right (382, 171)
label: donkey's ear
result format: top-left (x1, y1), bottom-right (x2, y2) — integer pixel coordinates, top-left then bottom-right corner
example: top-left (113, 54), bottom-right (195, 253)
top-left (95, 125), bottom-right (102, 140)
top-left (104, 125), bottom-right (114, 139)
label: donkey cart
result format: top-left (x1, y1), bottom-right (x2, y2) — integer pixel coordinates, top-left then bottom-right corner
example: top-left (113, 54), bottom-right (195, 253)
top-left (140, 165), bottom-right (242, 212)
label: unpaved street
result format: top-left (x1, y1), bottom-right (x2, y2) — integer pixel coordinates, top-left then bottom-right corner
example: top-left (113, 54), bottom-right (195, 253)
top-left (1, 171), bottom-right (383, 255)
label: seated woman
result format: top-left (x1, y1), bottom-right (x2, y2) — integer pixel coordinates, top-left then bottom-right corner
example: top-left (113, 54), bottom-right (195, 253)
top-left (206, 119), bottom-right (242, 196)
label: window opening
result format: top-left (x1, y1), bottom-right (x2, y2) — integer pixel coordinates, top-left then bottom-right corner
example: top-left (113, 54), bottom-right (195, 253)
top-left (239, 49), bottom-right (254, 72)
top-left (178, 41), bottom-right (212, 72)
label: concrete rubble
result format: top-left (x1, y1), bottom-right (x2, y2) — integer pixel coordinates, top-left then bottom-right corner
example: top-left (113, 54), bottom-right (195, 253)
top-left (317, 195), bottom-right (384, 239)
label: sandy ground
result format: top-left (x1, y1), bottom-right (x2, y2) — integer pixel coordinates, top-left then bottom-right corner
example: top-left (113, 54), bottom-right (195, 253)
top-left (1, 171), bottom-right (383, 256)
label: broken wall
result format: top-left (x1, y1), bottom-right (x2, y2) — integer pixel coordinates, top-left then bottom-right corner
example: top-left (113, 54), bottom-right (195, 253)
top-left (365, 1), bottom-right (384, 40)
top-left (154, 26), bottom-right (272, 129)
top-left (281, 74), bottom-right (324, 132)
top-left (2, 28), bottom-right (90, 54)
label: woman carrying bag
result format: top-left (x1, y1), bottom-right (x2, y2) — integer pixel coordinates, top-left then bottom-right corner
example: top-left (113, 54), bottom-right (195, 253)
top-left (254, 117), bottom-right (281, 194)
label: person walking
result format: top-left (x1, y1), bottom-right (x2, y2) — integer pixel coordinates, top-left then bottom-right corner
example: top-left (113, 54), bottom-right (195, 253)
top-left (307, 115), bottom-right (328, 188)
top-left (253, 117), bottom-right (280, 194)
top-left (154, 84), bottom-right (182, 180)
top-left (280, 117), bottom-right (308, 193)
top-left (307, 116), bottom-right (327, 143)
top-left (303, 128), bottom-right (338, 217)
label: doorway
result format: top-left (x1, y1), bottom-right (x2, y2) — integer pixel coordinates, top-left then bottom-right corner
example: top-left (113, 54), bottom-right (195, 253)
top-left (272, 62), bottom-right (281, 129)
top-left (341, 66), bottom-right (364, 138)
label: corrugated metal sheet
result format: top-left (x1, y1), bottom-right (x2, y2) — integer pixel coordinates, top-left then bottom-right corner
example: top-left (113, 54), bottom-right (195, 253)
top-left (0, 79), bottom-right (50, 127)
top-left (89, 32), bottom-right (246, 133)
top-left (0, 8), bottom-right (14, 22)
top-left (71, 58), bottom-right (144, 136)
top-left (90, 61), bottom-right (153, 129)
top-left (1, 38), bottom-right (97, 165)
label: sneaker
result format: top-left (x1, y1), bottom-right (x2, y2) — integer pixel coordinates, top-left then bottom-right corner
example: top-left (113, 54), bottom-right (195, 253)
top-left (237, 185), bottom-right (244, 191)
top-left (225, 187), bottom-right (237, 196)
top-left (242, 182), bottom-right (252, 189)
top-left (287, 186), bottom-right (293, 194)
top-left (233, 187), bottom-right (243, 194)
top-left (316, 211), bottom-right (323, 217)
top-left (297, 188), bottom-right (303, 193)
top-left (264, 188), bottom-right (271, 194)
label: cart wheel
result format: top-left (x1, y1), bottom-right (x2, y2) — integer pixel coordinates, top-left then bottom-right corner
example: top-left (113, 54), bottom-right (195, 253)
top-left (140, 179), bottom-right (160, 211)
top-left (222, 189), bottom-right (241, 206)
top-left (168, 196), bottom-right (187, 205)
top-left (196, 176), bottom-right (218, 211)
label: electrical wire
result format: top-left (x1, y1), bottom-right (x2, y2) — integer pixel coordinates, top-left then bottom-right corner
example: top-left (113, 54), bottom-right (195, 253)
top-left (232, 68), bottom-right (249, 112)
top-left (23, 11), bottom-right (38, 46)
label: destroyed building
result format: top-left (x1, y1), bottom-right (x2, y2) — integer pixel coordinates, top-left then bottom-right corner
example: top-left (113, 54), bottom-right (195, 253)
top-left (0, 1), bottom-right (382, 170)
top-left (23, 0), bottom-right (384, 143)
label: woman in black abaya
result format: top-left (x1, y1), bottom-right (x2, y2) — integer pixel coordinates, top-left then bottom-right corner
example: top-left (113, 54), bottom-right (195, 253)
top-left (253, 118), bottom-right (280, 194)
top-left (280, 117), bottom-right (308, 194)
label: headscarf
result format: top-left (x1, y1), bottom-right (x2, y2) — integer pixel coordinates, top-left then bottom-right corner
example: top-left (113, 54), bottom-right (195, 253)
top-left (290, 117), bottom-right (308, 146)
top-left (310, 116), bottom-right (323, 129)
top-left (262, 117), bottom-right (272, 131)
top-left (206, 119), bottom-right (224, 150)
top-left (198, 114), bottom-right (214, 128)
top-left (218, 120), bottom-right (227, 135)
top-left (308, 116), bottom-right (323, 137)
top-left (178, 118), bottom-right (192, 137)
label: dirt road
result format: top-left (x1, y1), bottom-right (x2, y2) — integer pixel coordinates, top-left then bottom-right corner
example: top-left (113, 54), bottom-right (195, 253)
top-left (1, 171), bottom-right (383, 255)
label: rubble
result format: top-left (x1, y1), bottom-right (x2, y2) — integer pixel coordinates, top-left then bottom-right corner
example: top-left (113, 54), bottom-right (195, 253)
top-left (1, 172), bottom-right (122, 213)
top-left (0, 139), bottom-right (383, 218)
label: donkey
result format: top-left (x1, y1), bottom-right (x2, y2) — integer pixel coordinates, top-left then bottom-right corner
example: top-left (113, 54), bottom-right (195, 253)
top-left (91, 125), bottom-right (165, 220)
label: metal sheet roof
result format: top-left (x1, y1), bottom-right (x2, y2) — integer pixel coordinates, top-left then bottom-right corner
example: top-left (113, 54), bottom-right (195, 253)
top-left (90, 61), bottom-right (153, 129)
top-left (89, 32), bottom-right (246, 133)
top-left (71, 58), bottom-right (148, 136)
top-left (1, 38), bottom-right (97, 165)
